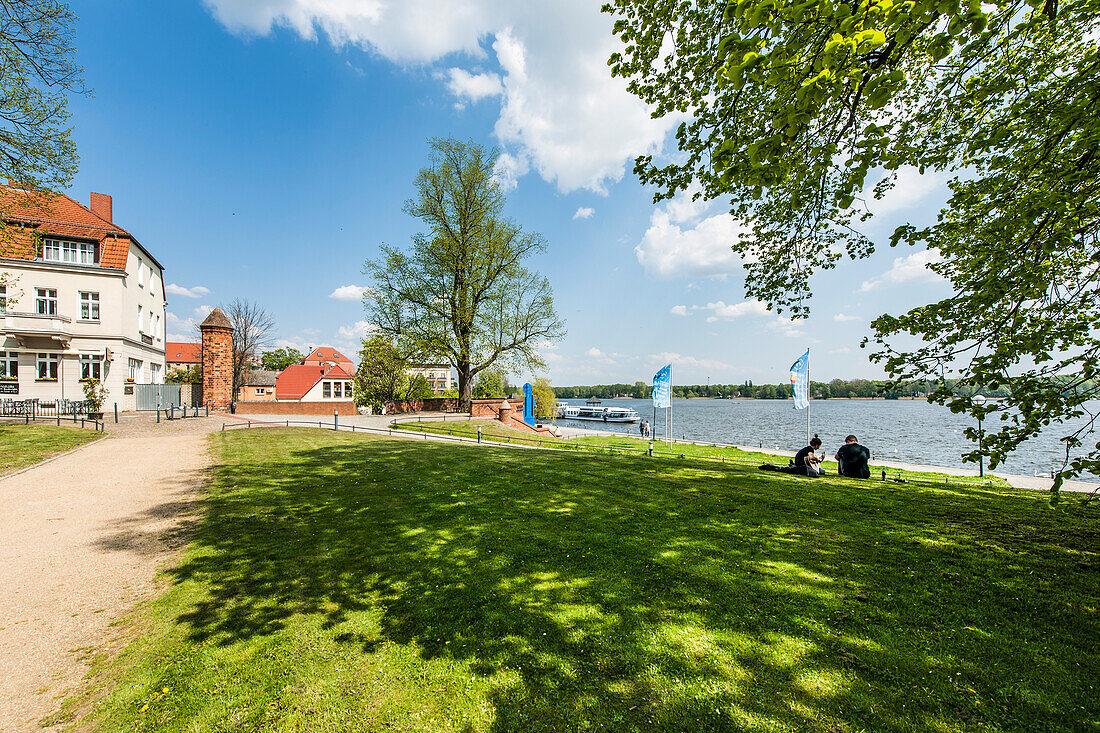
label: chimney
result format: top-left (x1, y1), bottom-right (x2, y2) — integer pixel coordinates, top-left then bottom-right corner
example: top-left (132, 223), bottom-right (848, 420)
top-left (90, 192), bottom-right (112, 222)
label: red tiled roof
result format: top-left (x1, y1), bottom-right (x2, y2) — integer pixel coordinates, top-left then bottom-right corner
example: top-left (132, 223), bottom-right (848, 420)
top-left (0, 185), bottom-right (157, 271)
top-left (275, 364), bottom-right (353, 400)
top-left (304, 346), bottom-right (354, 367)
top-left (166, 342), bottom-right (202, 364)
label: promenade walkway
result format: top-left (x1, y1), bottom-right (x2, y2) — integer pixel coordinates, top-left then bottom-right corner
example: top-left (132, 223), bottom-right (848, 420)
top-left (0, 414), bottom-right (218, 732)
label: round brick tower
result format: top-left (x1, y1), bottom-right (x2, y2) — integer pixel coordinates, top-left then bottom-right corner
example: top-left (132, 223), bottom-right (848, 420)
top-left (200, 307), bottom-right (234, 411)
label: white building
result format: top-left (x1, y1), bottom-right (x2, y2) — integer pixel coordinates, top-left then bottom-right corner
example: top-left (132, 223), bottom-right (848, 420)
top-left (407, 363), bottom-right (457, 395)
top-left (0, 185), bottom-right (167, 405)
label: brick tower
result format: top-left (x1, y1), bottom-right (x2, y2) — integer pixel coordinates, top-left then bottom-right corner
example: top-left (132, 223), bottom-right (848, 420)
top-left (200, 307), bottom-right (234, 411)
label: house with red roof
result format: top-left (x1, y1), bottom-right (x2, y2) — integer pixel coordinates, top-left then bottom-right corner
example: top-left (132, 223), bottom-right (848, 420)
top-left (275, 363), bottom-right (355, 402)
top-left (302, 346), bottom-right (354, 373)
top-left (0, 184), bottom-right (167, 403)
top-left (166, 342), bottom-right (202, 371)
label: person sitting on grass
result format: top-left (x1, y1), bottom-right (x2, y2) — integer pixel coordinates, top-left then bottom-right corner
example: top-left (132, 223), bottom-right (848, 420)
top-left (835, 434), bottom-right (871, 479)
top-left (794, 435), bottom-right (824, 478)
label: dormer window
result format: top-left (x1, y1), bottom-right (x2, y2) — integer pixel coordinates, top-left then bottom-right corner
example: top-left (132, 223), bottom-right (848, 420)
top-left (43, 238), bottom-right (95, 265)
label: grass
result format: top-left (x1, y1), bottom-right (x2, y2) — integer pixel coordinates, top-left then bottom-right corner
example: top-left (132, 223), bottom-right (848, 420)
top-left (66, 428), bottom-right (1098, 732)
top-left (0, 423), bottom-right (100, 475)
top-left (394, 419), bottom-right (1012, 488)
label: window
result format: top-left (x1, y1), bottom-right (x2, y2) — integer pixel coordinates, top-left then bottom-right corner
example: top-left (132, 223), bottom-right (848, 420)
top-left (323, 381), bottom-right (331, 398)
top-left (79, 291), bottom-right (100, 321)
top-left (80, 355), bottom-right (102, 381)
top-left (0, 351), bottom-right (16, 379)
top-left (43, 239), bottom-right (94, 265)
top-left (36, 353), bottom-right (58, 380)
top-left (137, 260), bottom-right (145, 287)
top-left (36, 288), bottom-right (57, 315)
top-left (128, 357), bottom-right (141, 381)
top-left (334, 382), bottom-right (343, 398)
top-left (137, 305), bottom-right (142, 332)
top-left (151, 363), bottom-right (162, 382)
top-left (255, 388), bottom-right (264, 396)
top-left (345, 382), bottom-right (353, 399)
top-left (0, 284), bottom-right (6, 313)
top-left (155, 314), bottom-right (161, 340)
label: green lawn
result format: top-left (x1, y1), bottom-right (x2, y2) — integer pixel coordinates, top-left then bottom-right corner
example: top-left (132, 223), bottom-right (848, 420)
top-left (66, 428), bottom-right (1098, 732)
top-left (394, 419), bottom-right (1011, 488)
top-left (0, 423), bottom-right (100, 475)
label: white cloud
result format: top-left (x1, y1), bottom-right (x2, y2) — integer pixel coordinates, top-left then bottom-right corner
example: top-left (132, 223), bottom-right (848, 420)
top-left (647, 351), bottom-right (729, 371)
top-left (701, 299), bottom-right (769, 322)
top-left (858, 249), bottom-right (945, 292)
top-left (329, 284), bottom-right (371, 301)
top-left (635, 189), bottom-right (745, 279)
top-left (337, 320), bottom-right (375, 339)
top-left (828, 347), bottom-right (852, 354)
top-left (768, 317), bottom-right (807, 338)
top-left (193, 305), bottom-right (214, 320)
top-left (670, 305), bottom-right (690, 317)
top-left (202, 0), bottom-right (677, 194)
top-left (585, 346), bottom-right (604, 358)
top-left (573, 206), bottom-right (595, 220)
top-left (165, 283), bottom-right (211, 299)
top-left (833, 313), bottom-right (861, 322)
top-left (446, 67), bottom-right (503, 101)
top-left (868, 168), bottom-right (947, 215)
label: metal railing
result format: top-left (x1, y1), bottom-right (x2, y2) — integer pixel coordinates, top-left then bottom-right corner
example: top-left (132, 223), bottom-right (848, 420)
top-left (0, 410), bottom-right (106, 433)
top-left (1, 398), bottom-right (91, 418)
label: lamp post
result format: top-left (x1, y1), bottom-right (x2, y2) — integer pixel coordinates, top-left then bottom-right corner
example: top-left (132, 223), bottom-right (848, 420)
top-left (973, 393), bottom-right (986, 478)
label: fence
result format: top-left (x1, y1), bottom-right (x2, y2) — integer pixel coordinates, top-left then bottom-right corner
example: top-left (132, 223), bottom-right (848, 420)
top-left (1, 398), bottom-right (92, 418)
top-left (0, 409), bottom-right (106, 433)
top-left (220, 415), bottom-right (1001, 491)
top-left (136, 384), bottom-right (181, 411)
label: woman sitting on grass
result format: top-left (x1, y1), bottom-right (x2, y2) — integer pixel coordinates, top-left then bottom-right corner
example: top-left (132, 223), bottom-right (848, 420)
top-left (794, 435), bottom-right (824, 478)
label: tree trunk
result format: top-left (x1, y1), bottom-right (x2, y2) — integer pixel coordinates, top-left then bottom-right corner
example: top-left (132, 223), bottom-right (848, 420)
top-left (458, 363), bottom-right (473, 413)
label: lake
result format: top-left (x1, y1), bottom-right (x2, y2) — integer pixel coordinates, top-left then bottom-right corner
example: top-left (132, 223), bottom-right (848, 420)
top-left (553, 398), bottom-right (1099, 483)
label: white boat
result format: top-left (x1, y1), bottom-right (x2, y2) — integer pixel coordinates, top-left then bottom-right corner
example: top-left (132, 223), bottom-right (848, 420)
top-left (557, 404), bottom-right (641, 423)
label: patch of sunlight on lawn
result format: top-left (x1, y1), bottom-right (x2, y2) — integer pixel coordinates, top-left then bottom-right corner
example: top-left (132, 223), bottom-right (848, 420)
top-left (794, 667), bottom-right (852, 698)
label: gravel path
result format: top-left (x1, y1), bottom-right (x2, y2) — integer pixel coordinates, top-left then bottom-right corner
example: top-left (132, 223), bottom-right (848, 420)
top-left (0, 414), bottom-right (220, 732)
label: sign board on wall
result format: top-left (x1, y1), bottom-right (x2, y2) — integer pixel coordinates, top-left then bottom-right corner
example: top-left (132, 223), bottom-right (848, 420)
top-left (0, 382), bottom-right (17, 395)
top-left (124, 385), bottom-right (134, 395)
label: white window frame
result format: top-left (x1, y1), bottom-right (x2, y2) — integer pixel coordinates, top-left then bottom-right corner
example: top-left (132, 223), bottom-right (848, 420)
top-left (0, 351), bottom-right (17, 380)
top-left (322, 381), bottom-right (331, 398)
top-left (36, 353), bottom-right (58, 381)
top-left (35, 288), bottom-right (57, 315)
top-left (151, 363), bottom-right (162, 383)
top-left (80, 354), bottom-right (102, 381)
top-left (137, 305), bottom-right (142, 332)
top-left (345, 382), bottom-right (353, 399)
top-left (43, 238), bottom-right (94, 265)
top-left (79, 291), bottom-right (100, 321)
top-left (254, 387), bottom-right (264, 396)
top-left (128, 357), bottom-right (141, 381)
top-left (0, 284), bottom-right (6, 313)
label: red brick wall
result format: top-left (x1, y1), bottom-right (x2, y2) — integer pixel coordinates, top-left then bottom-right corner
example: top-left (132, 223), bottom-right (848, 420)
top-left (384, 398), bottom-right (460, 414)
top-left (201, 324), bottom-right (233, 411)
top-left (470, 398), bottom-right (522, 417)
top-left (233, 401), bottom-right (357, 415)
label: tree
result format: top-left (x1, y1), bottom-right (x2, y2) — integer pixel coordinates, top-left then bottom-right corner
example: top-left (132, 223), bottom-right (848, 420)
top-left (473, 369), bottom-right (508, 399)
top-left (366, 139), bottom-right (566, 412)
top-left (532, 377), bottom-right (557, 418)
top-left (0, 1), bottom-right (85, 302)
top-left (354, 335), bottom-right (408, 412)
top-left (166, 364), bottom-right (201, 384)
top-left (407, 374), bottom-right (435, 400)
top-left (223, 299), bottom-right (275, 397)
top-left (260, 347), bottom-right (303, 372)
top-left (605, 0), bottom-right (1100, 490)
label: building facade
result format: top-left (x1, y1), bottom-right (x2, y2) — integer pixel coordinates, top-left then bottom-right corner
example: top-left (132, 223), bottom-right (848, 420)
top-left (274, 363), bottom-right (354, 402)
top-left (302, 346), bottom-right (354, 372)
top-left (0, 186), bottom-right (167, 404)
top-left (407, 363), bottom-right (457, 395)
top-left (166, 342), bottom-right (201, 371)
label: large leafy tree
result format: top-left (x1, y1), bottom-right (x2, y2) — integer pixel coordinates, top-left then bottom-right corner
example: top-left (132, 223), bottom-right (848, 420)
top-left (354, 335), bottom-right (432, 412)
top-left (260, 347), bottom-right (303, 372)
top-left (0, 1), bottom-right (84, 304)
top-left (366, 139), bottom-right (566, 412)
top-left (605, 0), bottom-right (1100, 491)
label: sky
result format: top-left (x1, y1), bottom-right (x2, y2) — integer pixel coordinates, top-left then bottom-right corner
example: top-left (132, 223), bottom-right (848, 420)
top-left (65, 0), bottom-right (955, 386)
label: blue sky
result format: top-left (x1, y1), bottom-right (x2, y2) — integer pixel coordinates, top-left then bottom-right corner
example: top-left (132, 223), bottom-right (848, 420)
top-left (66, 0), bottom-right (954, 385)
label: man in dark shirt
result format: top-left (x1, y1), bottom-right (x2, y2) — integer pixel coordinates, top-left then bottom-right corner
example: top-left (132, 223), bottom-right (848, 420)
top-left (835, 434), bottom-right (871, 478)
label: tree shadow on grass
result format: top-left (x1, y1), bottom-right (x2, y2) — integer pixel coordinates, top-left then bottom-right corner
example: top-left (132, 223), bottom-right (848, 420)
top-left (167, 430), bottom-right (1100, 731)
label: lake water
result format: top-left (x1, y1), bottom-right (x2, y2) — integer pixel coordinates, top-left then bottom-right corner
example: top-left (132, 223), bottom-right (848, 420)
top-left (553, 398), bottom-right (1100, 483)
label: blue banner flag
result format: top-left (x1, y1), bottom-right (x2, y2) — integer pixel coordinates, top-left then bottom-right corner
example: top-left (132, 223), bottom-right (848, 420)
top-left (790, 350), bottom-right (809, 410)
top-left (523, 382), bottom-right (534, 423)
top-left (652, 364), bottom-right (672, 409)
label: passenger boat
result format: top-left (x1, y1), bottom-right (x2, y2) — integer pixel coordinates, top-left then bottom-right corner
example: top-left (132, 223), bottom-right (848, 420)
top-left (557, 404), bottom-right (641, 423)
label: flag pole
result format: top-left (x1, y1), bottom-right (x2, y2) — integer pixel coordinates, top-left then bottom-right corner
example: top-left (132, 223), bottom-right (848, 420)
top-left (669, 366), bottom-right (674, 446)
top-left (806, 347), bottom-right (811, 447)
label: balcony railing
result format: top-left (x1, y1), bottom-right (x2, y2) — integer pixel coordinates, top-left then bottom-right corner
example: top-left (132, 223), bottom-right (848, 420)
top-left (2, 311), bottom-right (72, 343)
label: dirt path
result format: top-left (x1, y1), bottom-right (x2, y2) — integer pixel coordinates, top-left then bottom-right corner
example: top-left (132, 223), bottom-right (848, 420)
top-left (0, 415), bottom-right (220, 732)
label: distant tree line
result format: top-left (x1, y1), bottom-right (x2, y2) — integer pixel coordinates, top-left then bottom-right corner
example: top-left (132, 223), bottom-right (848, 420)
top-left (552, 379), bottom-right (1045, 401)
